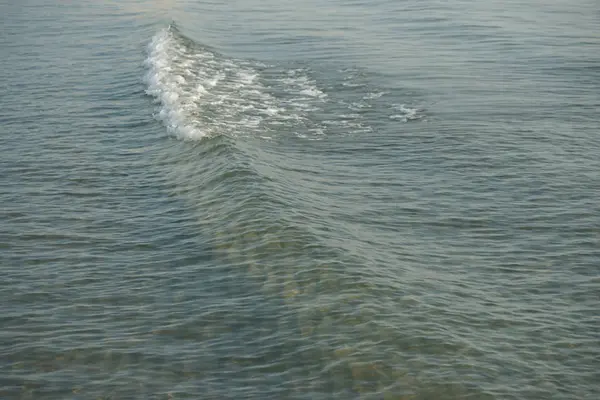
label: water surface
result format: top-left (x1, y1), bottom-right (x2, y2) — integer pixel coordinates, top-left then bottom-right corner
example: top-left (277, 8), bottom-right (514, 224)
top-left (1, 1), bottom-right (599, 399)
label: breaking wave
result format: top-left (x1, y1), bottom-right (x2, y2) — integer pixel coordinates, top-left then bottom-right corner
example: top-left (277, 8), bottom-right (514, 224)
top-left (144, 25), bottom-right (424, 141)
top-left (144, 25), bottom-right (327, 140)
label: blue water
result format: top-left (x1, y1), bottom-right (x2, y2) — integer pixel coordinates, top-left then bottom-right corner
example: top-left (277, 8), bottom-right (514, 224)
top-left (1, 1), bottom-right (599, 399)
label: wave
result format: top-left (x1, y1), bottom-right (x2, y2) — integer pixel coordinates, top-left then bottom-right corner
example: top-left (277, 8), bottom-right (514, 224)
top-left (139, 25), bottom-right (499, 400)
top-left (144, 25), bottom-right (424, 141)
top-left (144, 25), bottom-right (328, 140)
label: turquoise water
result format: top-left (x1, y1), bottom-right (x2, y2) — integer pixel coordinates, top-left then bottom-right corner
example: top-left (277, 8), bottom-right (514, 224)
top-left (1, 1), bottom-right (599, 399)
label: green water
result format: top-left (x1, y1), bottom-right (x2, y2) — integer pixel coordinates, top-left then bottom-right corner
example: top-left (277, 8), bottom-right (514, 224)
top-left (1, 1), bottom-right (599, 399)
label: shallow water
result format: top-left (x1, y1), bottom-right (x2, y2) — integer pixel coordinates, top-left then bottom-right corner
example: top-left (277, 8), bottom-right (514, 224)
top-left (1, 1), bottom-right (599, 399)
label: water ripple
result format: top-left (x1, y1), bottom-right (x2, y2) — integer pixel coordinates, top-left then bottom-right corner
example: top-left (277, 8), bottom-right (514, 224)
top-left (1, 0), bottom-right (599, 399)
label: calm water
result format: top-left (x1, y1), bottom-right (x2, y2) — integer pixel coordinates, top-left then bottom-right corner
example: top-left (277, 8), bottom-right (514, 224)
top-left (1, 1), bottom-right (599, 399)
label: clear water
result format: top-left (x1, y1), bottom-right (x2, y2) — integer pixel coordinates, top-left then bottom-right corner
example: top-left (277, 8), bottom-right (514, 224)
top-left (1, 1), bottom-right (599, 399)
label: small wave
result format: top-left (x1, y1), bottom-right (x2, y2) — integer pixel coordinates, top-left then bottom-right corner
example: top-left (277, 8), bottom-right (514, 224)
top-left (389, 104), bottom-right (425, 122)
top-left (363, 91), bottom-right (387, 100)
top-left (144, 27), bottom-right (424, 141)
top-left (281, 70), bottom-right (327, 100)
top-left (144, 27), bottom-right (328, 140)
top-left (144, 27), bottom-right (268, 139)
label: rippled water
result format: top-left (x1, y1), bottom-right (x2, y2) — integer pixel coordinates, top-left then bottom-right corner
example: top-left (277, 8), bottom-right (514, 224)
top-left (1, 1), bottom-right (599, 399)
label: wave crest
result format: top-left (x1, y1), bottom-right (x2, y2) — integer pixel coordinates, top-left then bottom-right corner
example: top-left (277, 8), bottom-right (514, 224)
top-left (144, 26), bottom-right (329, 140)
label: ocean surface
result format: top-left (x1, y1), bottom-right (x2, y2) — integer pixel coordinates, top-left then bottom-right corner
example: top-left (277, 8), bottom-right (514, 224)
top-left (1, 0), bottom-right (599, 399)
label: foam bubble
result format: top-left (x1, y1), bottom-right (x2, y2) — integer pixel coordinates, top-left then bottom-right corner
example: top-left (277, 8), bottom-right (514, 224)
top-left (363, 91), bottom-right (387, 100)
top-left (144, 27), bottom-right (330, 140)
top-left (282, 73), bottom-right (327, 100)
top-left (389, 105), bottom-right (424, 122)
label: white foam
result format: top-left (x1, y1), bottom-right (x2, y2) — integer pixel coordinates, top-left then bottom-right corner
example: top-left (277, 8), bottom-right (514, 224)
top-left (281, 72), bottom-right (327, 100)
top-left (206, 72), bottom-right (224, 87)
top-left (389, 104), bottom-right (423, 122)
top-left (348, 101), bottom-right (371, 111)
top-left (342, 81), bottom-right (365, 88)
top-left (144, 28), bottom-right (209, 139)
top-left (144, 27), bottom-right (329, 141)
top-left (363, 91), bottom-right (387, 100)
